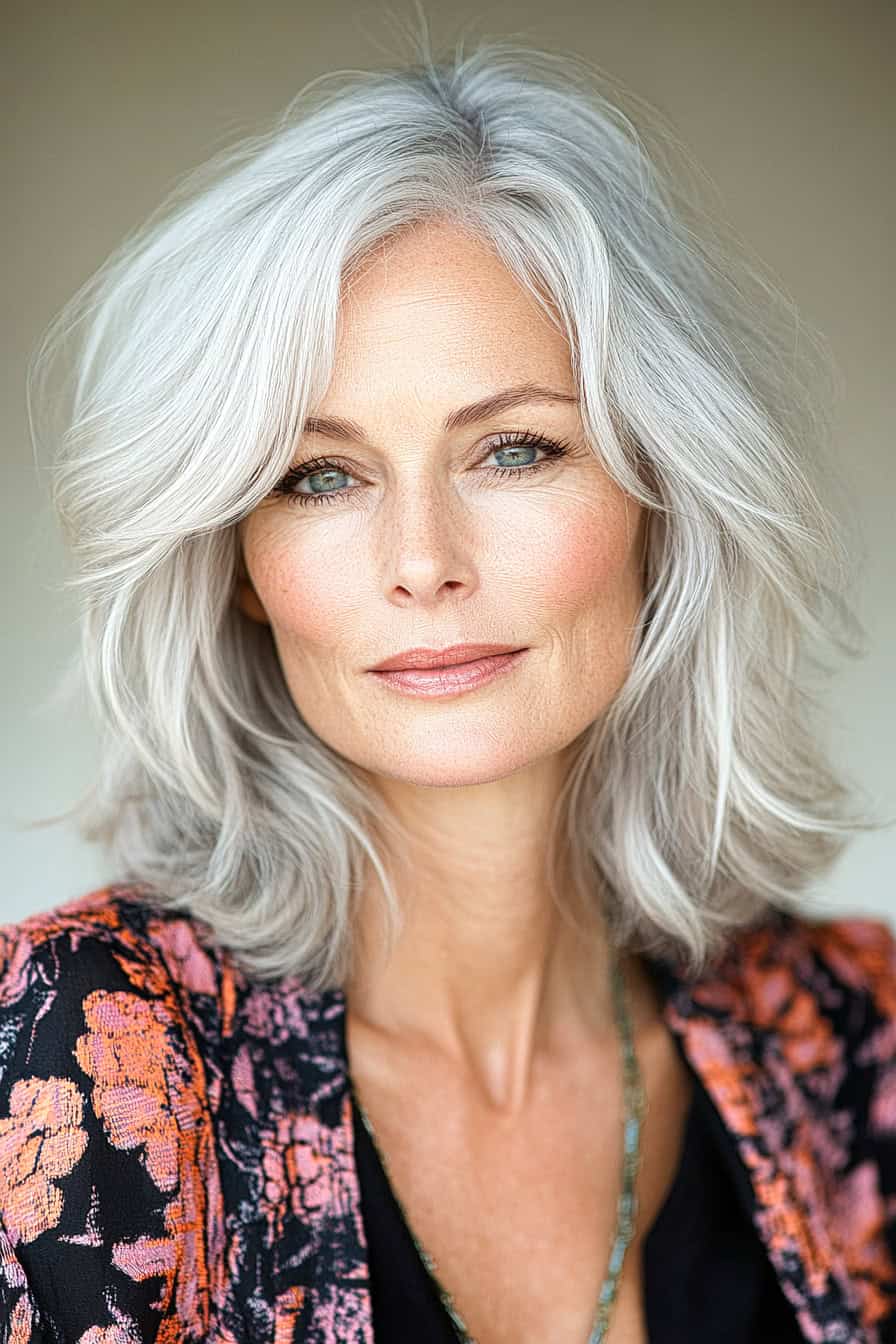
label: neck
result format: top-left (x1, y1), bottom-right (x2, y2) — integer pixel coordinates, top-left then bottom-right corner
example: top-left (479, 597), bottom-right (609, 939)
top-left (343, 865), bottom-right (634, 1114)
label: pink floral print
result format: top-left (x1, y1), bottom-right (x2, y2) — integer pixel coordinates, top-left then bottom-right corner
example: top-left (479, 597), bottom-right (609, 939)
top-left (0, 884), bottom-right (893, 1342)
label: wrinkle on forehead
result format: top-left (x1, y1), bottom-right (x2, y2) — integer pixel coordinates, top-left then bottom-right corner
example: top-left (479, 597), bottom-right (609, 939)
top-left (328, 228), bottom-right (577, 428)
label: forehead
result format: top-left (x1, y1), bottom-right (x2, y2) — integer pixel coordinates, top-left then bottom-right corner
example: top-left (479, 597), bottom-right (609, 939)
top-left (327, 221), bottom-right (575, 411)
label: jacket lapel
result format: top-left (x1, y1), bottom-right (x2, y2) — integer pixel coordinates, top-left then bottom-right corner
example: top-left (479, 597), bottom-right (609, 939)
top-left (293, 913), bottom-right (876, 1344)
top-left (646, 917), bottom-right (873, 1343)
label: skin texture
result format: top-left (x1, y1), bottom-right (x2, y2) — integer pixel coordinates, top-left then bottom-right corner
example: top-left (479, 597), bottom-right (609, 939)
top-left (236, 218), bottom-right (654, 1094)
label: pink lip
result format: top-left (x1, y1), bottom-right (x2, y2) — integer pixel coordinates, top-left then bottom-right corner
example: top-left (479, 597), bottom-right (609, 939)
top-left (368, 642), bottom-right (524, 672)
top-left (367, 649), bottom-right (527, 698)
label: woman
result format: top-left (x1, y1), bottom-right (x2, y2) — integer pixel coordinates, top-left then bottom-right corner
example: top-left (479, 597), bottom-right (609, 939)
top-left (2, 32), bottom-right (894, 1344)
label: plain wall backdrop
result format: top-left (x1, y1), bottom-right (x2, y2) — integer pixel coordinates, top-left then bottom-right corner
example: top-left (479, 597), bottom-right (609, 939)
top-left (3, 0), bottom-right (894, 928)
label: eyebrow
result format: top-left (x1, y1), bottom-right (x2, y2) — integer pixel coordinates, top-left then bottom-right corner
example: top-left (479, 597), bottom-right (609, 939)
top-left (301, 382), bottom-right (580, 443)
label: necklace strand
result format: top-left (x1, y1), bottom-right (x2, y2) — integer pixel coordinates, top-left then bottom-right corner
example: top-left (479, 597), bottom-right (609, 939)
top-left (349, 943), bottom-right (647, 1344)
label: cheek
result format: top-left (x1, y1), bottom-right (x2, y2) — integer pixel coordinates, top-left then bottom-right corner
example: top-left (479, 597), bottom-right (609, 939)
top-left (522, 492), bottom-right (644, 629)
top-left (245, 525), bottom-right (359, 652)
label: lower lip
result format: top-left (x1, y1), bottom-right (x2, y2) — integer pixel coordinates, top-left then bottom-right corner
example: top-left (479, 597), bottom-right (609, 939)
top-left (368, 650), bottom-right (527, 698)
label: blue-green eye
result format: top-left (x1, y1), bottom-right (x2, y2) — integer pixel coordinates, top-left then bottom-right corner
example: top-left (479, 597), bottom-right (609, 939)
top-left (272, 430), bottom-right (572, 508)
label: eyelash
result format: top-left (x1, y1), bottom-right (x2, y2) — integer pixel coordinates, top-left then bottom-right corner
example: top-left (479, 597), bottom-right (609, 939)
top-left (272, 430), bottom-right (573, 508)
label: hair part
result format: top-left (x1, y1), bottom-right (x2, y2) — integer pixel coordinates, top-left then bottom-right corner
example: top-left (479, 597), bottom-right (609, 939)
top-left (25, 21), bottom-right (887, 988)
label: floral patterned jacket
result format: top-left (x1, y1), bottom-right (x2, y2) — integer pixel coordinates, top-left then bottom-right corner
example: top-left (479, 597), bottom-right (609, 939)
top-left (0, 883), bottom-right (895, 1344)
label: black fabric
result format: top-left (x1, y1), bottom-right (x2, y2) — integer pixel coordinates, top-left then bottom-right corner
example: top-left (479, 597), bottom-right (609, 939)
top-left (352, 1017), bottom-right (806, 1342)
top-left (353, 1088), bottom-right (463, 1343)
top-left (641, 1046), bottom-right (805, 1340)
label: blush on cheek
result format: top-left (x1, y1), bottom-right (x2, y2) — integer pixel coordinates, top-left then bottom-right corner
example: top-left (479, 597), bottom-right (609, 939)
top-left (532, 500), bottom-right (642, 618)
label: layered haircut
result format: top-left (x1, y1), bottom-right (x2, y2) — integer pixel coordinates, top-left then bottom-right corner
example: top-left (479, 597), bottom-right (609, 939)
top-left (28, 28), bottom-right (881, 989)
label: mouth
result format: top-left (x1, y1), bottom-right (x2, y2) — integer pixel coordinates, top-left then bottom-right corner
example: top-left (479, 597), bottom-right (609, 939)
top-left (368, 643), bottom-right (526, 672)
top-left (366, 648), bottom-right (528, 699)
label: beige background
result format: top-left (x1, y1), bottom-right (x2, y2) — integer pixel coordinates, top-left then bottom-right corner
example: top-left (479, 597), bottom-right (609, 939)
top-left (3, 1), bottom-right (894, 928)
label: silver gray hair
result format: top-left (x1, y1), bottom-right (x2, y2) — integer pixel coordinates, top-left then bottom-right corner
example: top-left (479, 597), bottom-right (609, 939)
top-left (27, 27), bottom-right (884, 988)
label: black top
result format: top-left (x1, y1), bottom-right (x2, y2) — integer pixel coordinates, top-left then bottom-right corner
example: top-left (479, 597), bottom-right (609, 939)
top-left (351, 1029), bottom-right (806, 1342)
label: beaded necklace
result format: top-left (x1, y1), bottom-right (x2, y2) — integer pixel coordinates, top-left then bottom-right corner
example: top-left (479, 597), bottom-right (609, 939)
top-left (349, 943), bottom-right (647, 1343)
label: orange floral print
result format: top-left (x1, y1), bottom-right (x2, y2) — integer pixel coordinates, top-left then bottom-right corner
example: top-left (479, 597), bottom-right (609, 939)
top-left (1, 886), bottom-right (895, 1343)
top-left (815, 916), bottom-right (896, 1020)
top-left (5, 1292), bottom-right (34, 1344)
top-left (74, 992), bottom-right (181, 1191)
top-left (273, 1285), bottom-right (306, 1344)
top-left (832, 1158), bottom-right (896, 1331)
top-left (692, 923), bottom-right (843, 1077)
top-left (72, 987), bottom-right (222, 1339)
top-left (0, 1075), bottom-right (88, 1245)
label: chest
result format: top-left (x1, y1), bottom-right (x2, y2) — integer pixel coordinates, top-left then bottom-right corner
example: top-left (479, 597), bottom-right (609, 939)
top-left (348, 1020), bottom-right (694, 1344)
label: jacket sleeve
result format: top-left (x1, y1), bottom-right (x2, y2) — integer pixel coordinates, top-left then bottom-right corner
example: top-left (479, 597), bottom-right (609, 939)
top-left (0, 912), bottom-right (217, 1343)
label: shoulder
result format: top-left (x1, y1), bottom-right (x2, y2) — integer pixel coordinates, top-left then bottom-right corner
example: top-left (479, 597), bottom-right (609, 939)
top-left (797, 909), bottom-right (896, 1004)
top-left (655, 905), bottom-right (896, 1026)
top-left (0, 884), bottom-right (230, 1341)
top-left (0, 881), bottom-right (236, 1191)
top-left (0, 880), bottom-right (229, 997)
top-left (0, 882), bottom-right (242, 1055)
top-left (660, 905), bottom-right (896, 1108)
top-left (721, 905), bottom-right (896, 1017)
top-left (677, 907), bottom-right (896, 1137)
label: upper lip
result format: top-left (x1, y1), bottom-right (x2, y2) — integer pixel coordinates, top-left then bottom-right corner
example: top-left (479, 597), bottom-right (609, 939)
top-left (368, 643), bottom-right (525, 672)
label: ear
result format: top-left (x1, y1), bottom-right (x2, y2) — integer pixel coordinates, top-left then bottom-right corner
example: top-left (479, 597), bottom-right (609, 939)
top-left (234, 553), bottom-right (270, 625)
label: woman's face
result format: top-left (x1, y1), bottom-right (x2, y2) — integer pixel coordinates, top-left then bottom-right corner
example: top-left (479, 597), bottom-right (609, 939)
top-left (236, 220), bottom-right (647, 788)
